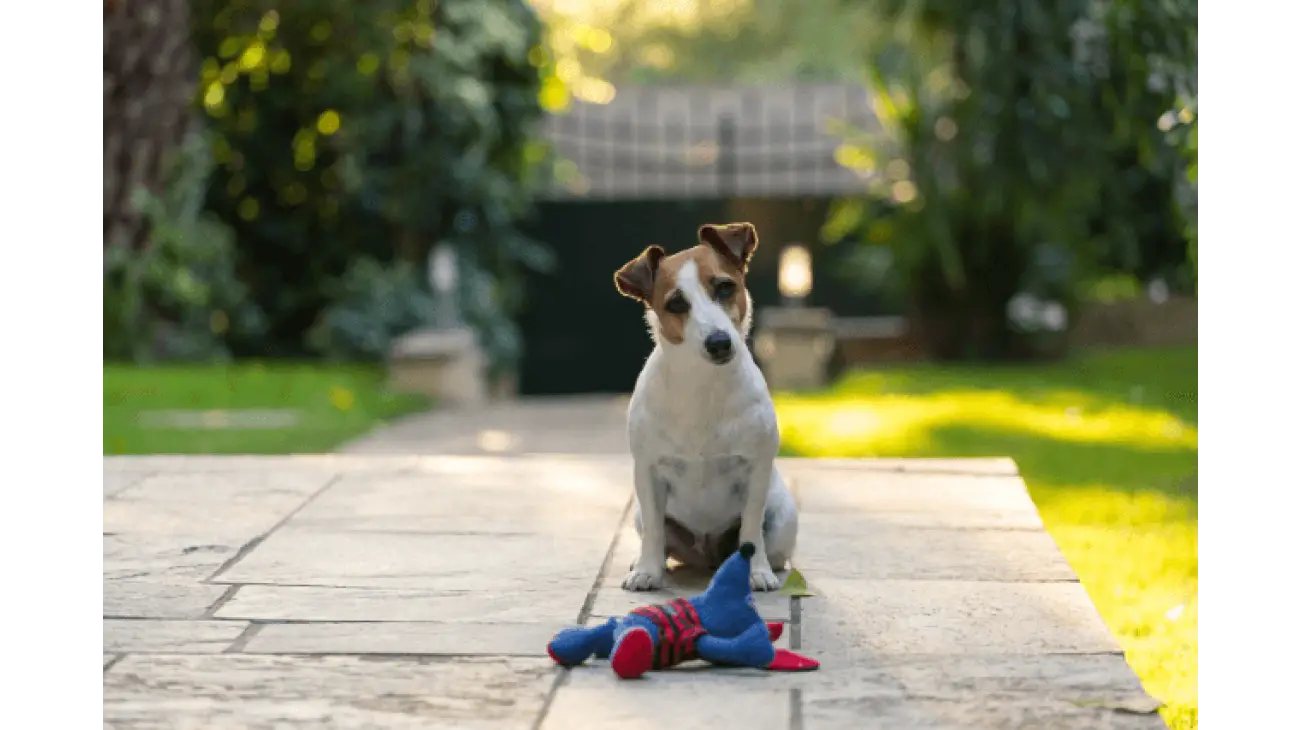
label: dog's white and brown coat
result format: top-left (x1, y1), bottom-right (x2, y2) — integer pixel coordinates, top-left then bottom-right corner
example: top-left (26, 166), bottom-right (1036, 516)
top-left (614, 222), bottom-right (798, 592)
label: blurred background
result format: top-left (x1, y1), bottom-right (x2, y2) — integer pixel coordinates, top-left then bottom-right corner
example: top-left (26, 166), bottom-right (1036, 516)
top-left (103, 0), bottom-right (1196, 726)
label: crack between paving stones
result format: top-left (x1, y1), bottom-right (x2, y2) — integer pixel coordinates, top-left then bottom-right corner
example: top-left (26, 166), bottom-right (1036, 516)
top-left (531, 492), bottom-right (634, 730)
top-left (202, 584), bottom-right (242, 618)
top-left (103, 654), bottom-right (126, 673)
top-left (787, 591), bottom-right (805, 730)
top-left (224, 623), bottom-right (264, 653)
top-left (790, 596), bottom-right (802, 650)
top-left (105, 471), bottom-right (154, 500)
top-left (205, 473), bottom-right (345, 584)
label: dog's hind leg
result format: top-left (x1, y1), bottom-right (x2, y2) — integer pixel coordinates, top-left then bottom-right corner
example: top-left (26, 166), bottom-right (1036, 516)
top-left (762, 471), bottom-right (799, 572)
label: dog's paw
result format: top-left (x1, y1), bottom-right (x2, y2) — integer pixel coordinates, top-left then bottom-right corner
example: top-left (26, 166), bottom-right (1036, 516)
top-left (749, 565), bottom-right (782, 592)
top-left (621, 565), bottom-right (665, 591)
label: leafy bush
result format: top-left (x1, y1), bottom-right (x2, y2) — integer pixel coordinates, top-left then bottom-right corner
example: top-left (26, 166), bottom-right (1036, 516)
top-left (307, 258), bottom-right (438, 360)
top-left (191, 0), bottom-right (553, 372)
top-left (1086, 0), bottom-right (1198, 292)
top-left (104, 132), bottom-right (266, 362)
top-left (835, 0), bottom-right (1196, 360)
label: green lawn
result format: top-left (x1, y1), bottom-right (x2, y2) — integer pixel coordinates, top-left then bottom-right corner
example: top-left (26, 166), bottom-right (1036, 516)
top-left (104, 363), bottom-right (430, 454)
top-left (773, 347), bottom-right (1197, 730)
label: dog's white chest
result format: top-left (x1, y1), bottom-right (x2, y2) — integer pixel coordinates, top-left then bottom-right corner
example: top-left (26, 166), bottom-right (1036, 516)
top-left (653, 454), bottom-right (754, 531)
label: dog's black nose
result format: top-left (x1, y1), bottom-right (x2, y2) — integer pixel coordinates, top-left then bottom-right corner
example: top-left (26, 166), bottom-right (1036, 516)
top-left (704, 331), bottom-right (734, 362)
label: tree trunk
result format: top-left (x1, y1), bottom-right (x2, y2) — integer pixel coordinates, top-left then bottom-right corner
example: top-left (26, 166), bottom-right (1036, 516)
top-left (906, 220), bottom-right (1044, 362)
top-left (103, 0), bottom-right (197, 251)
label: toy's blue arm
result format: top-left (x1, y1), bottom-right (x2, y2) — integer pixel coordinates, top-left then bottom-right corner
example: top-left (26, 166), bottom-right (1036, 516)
top-left (694, 622), bottom-right (775, 668)
top-left (548, 617), bottom-right (618, 666)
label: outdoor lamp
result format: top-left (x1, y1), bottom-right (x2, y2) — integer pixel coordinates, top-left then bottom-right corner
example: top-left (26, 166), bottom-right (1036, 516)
top-left (778, 244), bottom-right (813, 305)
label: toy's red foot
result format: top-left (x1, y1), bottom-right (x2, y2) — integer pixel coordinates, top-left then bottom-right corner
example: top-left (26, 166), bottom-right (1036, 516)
top-left (766, 649), bottom-right (819, 672)
top-left (767, 622), bottom-right (784, 642)
top-left (610, 627), bottom-right (654, 679)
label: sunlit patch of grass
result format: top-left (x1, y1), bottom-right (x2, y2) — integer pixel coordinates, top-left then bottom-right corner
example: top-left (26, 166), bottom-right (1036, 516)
top-left (774, 347), bottom-right (1197, 730)
top-left (104, 362), bottom-right (429, 454)
top-left (778, 389), bottom-right (1195, 457)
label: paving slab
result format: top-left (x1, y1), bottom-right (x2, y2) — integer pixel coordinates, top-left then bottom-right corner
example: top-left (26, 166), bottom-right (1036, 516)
top-left (799, 578), bottom-right (1120, 661)
top-left (103, 654), bottom-right (557, 730)
top-left (245, 622), bottom-right (561, 657)
top-left (105, 470), bottom-right (151, 498)
top-left (542, 667), bottom-right (791, 730)
top-left (216, 585), bottom-right (582, 623)
top-left (280, 463), bottom-right (628, 534)
top-left (104, 533), bottom-right (237, 583)
top-left (105, 454), bottom-right (424, 473)
top-left (104, 579), bottom-right (231, 620)
top-left (110, 469), bottom-right (335, 501)
top-left (104, 619), bottom-right (249, 654)
top-left (339, 396), bottom-right (632, 455)
top-left (800, 694), bottom-right (1164, 729)
top-left (781, 457), bottom-right (1019, 476)
top-left (795, 515), bottom-right (1076, 582)
top-left (789, 470), bottom-right (1044, 529)
top-left (100, 467), bottom-right (335, 587)
top-left (215, 526), bottom-right (609, 592)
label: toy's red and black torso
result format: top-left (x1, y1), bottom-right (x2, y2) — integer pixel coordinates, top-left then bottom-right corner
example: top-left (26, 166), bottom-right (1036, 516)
top-left (629, 597), bottom-right (705, 669)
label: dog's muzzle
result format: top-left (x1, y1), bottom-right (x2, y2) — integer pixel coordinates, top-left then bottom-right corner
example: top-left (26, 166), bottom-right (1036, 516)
top-left (703, 330), bottom-right (735, 365)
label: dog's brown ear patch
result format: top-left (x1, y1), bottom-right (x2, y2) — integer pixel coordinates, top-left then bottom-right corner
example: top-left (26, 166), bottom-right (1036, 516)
top-left (614, 245), bottom-right (666, 303)
top-left (699, 222), bottom-right (759, 270)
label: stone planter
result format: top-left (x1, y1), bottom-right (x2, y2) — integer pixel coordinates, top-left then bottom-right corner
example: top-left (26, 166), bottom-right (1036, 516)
top-left (387, 327), bottom-right (488, 408)
top-left (752, 306), bottom-right (836, 391)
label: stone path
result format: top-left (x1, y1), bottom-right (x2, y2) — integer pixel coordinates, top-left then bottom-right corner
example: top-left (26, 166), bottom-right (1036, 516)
top-left (338, 396), bottom-right (631, 455)
top-left (104, 455), bottom-right (1166, 729)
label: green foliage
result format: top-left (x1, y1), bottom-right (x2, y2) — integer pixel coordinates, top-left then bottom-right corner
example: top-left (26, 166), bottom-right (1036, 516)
top-left (307, 258), bottom-right (438, 360)
top-left (836, 0), bottom-right (1197, 360)
top-left (1088, 0), bottom-right (1198, 289)
top-left (598, 0), bottom-right (878, 84)
top-left (191, 0), bottom-right (552, 371)
top-left (104, 132), bottom-right (266, 362)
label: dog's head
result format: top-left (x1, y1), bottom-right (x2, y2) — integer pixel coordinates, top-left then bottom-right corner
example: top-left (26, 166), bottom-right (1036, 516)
top-left (613, 222), bottom-right (759, 366)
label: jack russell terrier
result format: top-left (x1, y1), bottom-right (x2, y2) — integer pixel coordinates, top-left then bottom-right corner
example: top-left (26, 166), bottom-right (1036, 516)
top-left (614, 222), bottom-right (798, 592)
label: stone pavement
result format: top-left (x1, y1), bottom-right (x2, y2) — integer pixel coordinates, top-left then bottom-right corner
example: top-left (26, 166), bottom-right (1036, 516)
top-left (104, 454), bottom-right (1167, 729)
top-left (338, 395), bottom-right (632, 455)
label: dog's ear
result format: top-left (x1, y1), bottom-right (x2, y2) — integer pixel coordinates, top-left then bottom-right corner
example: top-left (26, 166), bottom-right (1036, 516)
top-left (614, 245), bottom-right (666, 303)
top-left (699, 222), bottom-right (759, 270)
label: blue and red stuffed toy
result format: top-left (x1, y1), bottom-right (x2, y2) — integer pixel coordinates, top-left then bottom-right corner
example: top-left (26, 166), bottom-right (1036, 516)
top-left (547, 542), bottom-right (819, 678)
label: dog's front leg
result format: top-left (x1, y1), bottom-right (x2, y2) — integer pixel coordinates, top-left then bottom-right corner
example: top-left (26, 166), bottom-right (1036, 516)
top-left (739, 460), bottom-right (782, 591)
top-left (623, 461), bottom-right (666, 591)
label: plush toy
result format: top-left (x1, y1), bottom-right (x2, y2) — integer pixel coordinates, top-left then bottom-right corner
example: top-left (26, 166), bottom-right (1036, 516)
top-left (547, 542), bottom-right (819, 678)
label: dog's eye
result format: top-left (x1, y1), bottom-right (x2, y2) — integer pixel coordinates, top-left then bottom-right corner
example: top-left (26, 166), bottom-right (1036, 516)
top-left (713, 280), bottom-right (737, 301)
top-left (665, 293), bottom-right (690, 315)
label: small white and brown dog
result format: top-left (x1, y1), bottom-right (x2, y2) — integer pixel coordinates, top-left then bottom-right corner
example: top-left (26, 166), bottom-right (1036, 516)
top-left (613, 221), bottom-right (797, 592)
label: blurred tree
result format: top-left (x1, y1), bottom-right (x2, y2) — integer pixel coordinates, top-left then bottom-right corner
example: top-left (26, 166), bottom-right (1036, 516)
top-left (104, 0), bottom-right (197, 252)
top-left (104, 0), bottom-right (262, 362)
top-left (830, 0), bottom-right (1196, 360)
top-left (191, 0), bottom-right (552, 378)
